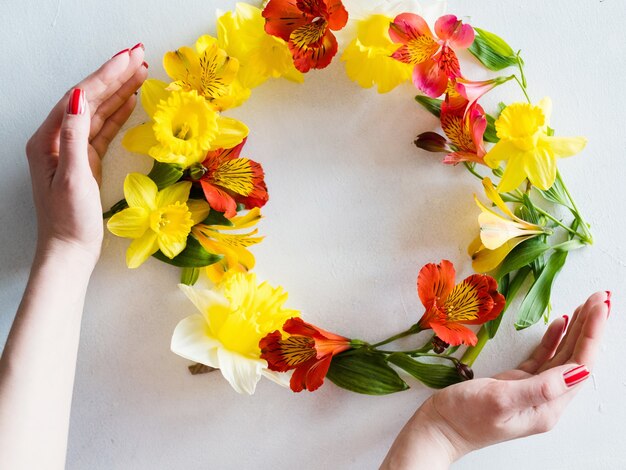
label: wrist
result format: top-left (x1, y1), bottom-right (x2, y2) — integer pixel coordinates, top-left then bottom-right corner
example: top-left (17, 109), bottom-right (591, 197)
top-left (34, 237), bottom-right (100, 273)
top-left (381, 400), bottom-right (457, 470)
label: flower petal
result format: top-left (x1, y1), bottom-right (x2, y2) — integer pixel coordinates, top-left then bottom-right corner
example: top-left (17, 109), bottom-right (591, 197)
top-left (541, 135), bottom-right (587, 158)
top-left (444, 274), bottom-right (500, 324)
top-left (200, 181), bottom-right (238, 219)
top-left (140, 79), bottom-right (170, 116)
top-left (179, 283), bottom-right (229, 320)
top-left (212, 117), bottom-right (250, 150)
top-left (524, 147), bottom-right (557, 190)
top-left (497, 155), bottom-right (528, 193)
top-left (158, 233), bottom-right (188, 259)
top-left (124, 173), bottom-right (157, 210)
top-left (484, 139), bottom-right (519, 167)
top-left (417, 260), bottom-right (456, 308)
top-left (156, 181), bottom-right (192, 208)
top-left (126, 230), bottom-right (159, 268)
top-left (470, 236), bottom-right (532, 273)
top-left (413, 59), bottom-right (448, 98)
top-left (389, 13), bottom-right (433, 44)
top-left (107, 207), bottom-right (149, 238)
top-left (431, 322), bottom-right (478, 346)
top-left (434, 15), bottom-right (474, 49)
top-left (122, 122), bottom-right (158, 156)
top-left (262, 0), bottom-right (309, 42)
top-left (216, 348), bottom-right (265, 395)
top-left (171, 314), bottom-right (221, 368)
top-left (187, 199), bottom-right (211, 224)
top-left (289, 27), bottom-right (339, 72)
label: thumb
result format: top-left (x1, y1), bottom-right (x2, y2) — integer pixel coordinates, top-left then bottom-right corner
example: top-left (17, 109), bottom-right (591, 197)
top-left (509, 363), bottom-right (590, 409)
top-left (57, 88), bottom-right (91, 177)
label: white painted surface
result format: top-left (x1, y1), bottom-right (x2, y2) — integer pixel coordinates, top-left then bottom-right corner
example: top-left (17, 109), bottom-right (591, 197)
top-left (1, 0), bottom-right (625, 468)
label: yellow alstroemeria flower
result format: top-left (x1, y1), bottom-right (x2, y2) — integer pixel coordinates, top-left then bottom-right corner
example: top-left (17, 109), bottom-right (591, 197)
top-left (485, 97), bottom-right (587, 192)
top-left (163, 35), bottom-right (251, 111)
top-left (340, 14), bottom-right (412, 93)
top-left (470, 178), bottom-right (546, 273)
top-left (192, 208), bottom-right (263, 284)
top-left (107, 173), bottom-right (210, 268)
top-left (216, 2), bottom-right (303, 89)
top-left (171, 272), bottom-right (300, 394)
top-left (122, 79), bottom-right (249, 168)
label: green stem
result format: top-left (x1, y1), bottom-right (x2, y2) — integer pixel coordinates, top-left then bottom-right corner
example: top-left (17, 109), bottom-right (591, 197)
top-left (460, 326), bottom-right (490, 367)
top-left (532, 206), bottom-right (585, 239)
top-left (464, 162), bottom-right (484, 181)
top-left (556, 171), bottom-right (593, 243)
top-left (369, 324), bottom-right (422, 349)
top-left (513, 75), bottom-right (531, 104)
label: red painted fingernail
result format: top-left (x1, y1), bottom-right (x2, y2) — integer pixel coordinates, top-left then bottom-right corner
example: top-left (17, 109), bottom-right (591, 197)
top-left (131, 42), bottom-right (144, 51)
top-left (111, 48), bottom-right (130, 58)
top-left (141, 61), bottom-right (149, 69)
top-left (562, 315), bottom-right (569, 332)
top-left (67, 88), bottom-right (86, 115)
top-left (563, 365), bottom-right (589, 388)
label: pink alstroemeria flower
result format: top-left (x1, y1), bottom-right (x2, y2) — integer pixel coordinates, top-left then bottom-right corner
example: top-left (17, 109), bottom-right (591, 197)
top-left (455, 76), bottom-right (514, 114)
top-left (440, 92), bottom-right (487, 165)
top-left (389, 13), bottom-right (475, 98)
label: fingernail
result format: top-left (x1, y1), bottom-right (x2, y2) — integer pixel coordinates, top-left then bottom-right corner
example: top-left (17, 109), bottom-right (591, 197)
top-left (141, 61), bottom-right (149, 69)
top-left (606, 291), bottom-right (612, 318)
top-left (131, 42), bottom-right (144, 51)
top-left (112, 48), bottom-right (130, 59)
top-left (67, 88), bottom-right (86, 115)
top-left (562, 315), bottom-right (569, 332)
top-left (563, 365), bottom-right (589, 388)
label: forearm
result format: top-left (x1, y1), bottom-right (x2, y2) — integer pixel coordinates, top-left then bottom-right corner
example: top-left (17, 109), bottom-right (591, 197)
top-left (380, 402), bottom-right (457, 470)
top-left (0, 241), bottom-right (95, 470)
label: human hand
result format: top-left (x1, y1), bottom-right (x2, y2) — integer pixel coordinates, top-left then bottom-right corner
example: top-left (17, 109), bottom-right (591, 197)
top-left (381, 291), bottom-right (611, 469)
top-left (25, 45), bottom-right (148, 265)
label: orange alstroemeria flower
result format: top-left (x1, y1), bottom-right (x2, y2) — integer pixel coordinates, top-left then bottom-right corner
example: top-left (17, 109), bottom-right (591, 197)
top-left (262, 0), bottom-right (348, 73)
top-left (417, 260), bottom-right (505, 347)
top-left (259, 317), bottom-right (351, 392)
top-left (440, 91), bottom-right (487, 165)
top-left (390, 14), bottom-right (474, 98)
top-left (195, 138), bottom-right (268, 218)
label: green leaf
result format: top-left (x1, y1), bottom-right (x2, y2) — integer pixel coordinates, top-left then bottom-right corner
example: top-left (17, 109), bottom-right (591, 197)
top-left (387, 353), bottom-right (461, 389)
top-left (554, 239), bottom-right (585, 252)
top-left (486, 266), bottom-right (532, 338)
top-left (493, 240), bottom-right (551, 281)
top-left (326, 352), bottom-right (409, 395)
top-left (539, 175), bottom-right (573, 210)
top-left (515, 250), bottom-right (568, 330)
top-left (469, 27), bottom-right (518, 71)
top-left (147, 161), bottom-right (184, 190)
top-left (152, 236), bottom-right (223, 268)
top-left (484, 113), bottom-right (499, 143)
top-left (180, 267), bottom-right (200, 285)
top-left (415, 96), bottom-right (442, 118)
top-left (202, 209), bottom-right (234, 227)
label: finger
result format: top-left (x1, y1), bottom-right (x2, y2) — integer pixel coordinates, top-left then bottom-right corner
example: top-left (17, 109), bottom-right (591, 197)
top-left (90, 94), bottom-right (137, 157)
top-left (552, 304), bottom-right (582, 359)
top-left (89, 57), bottom-right (148, 140)
top-left (540, 291), bottom-right (608, 372)
top-left (31, 47), bottom-right (143, 155)
top-left (56, 88), bottom-right (92, 178)
top-left (508, 363), bottom-right (590, 410)
top-left (516, 316), bottom-right (568, 374)
top-left (568, 298), bottom-right (609, 369)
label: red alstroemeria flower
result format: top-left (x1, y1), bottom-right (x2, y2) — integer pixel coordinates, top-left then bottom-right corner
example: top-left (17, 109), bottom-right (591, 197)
top-left (262, 0), bottom-right (349, 73)
top-left (389, 13), bottom-right (474, 98)
top-left (259, 317), bottom-right (351, 392)
top-left (196, 138), bottom-right (269, 218)
top-left (417, 260), bottom-right (505, 347)
top-left (440, 92), bottom-right (487, 165)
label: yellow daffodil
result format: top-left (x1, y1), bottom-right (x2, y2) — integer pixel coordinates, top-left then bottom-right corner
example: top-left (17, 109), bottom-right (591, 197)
top-left (171, 272), bottom-right (300, 394)
top-left (163, 35), bottom-right (251, 111)
top-left (122, 79), bottom-right (249, 168)
top-left (216, 2), bottom-right (303, 88)
top-left (107, 173), bottom-right (210, 268)
top-left (470, 178), bottom-right (546, 272)
top-left (341, 14), bottom-right (412, 93)
top-left (192, 208), bottom-right (263, 284)
top-left (484, 97), bottom-right (587, 192)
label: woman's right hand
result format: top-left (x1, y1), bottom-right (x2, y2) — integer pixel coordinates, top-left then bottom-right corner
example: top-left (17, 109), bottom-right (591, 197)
top-left (382, 291), bottom-right (610, 469)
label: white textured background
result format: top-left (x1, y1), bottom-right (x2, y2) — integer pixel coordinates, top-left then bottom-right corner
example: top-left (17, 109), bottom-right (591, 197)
top-left (1, 0), bottom-right (625, 468)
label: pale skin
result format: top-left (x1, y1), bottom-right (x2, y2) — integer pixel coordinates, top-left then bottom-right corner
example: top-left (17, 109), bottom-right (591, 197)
top-left (0, 51), bottom-right (610, 470)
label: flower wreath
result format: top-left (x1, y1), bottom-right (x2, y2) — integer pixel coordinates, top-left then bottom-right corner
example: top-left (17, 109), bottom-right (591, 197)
top-left (104, 1), bottom-right (591, 395)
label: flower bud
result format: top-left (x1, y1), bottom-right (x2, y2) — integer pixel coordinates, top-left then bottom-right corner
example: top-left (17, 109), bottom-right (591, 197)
top-left (189, 163), bottom-right (207, 181)
top-left (456, 362), bottom-right (474, 381)
top-left (432, 336), bottom-right (450, 354)
top-left (414, 132), bottom-right (451, 153)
